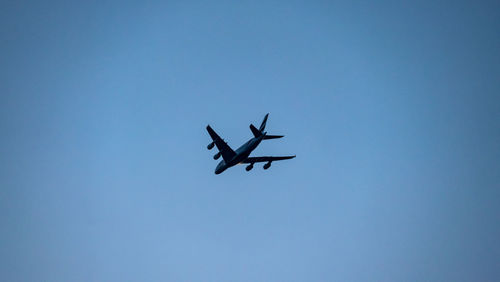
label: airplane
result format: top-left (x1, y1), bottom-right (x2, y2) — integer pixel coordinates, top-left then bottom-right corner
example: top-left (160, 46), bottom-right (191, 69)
top-left (206, 113), bottom-right (295, 174)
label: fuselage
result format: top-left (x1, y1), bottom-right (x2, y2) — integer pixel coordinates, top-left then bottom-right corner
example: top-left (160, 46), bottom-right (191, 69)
top-left (215, 134), bottom-right (265, 174)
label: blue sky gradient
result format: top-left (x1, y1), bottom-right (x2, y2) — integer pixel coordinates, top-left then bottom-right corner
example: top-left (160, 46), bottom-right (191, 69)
top-left (1, 1), bottom-right (499, 281)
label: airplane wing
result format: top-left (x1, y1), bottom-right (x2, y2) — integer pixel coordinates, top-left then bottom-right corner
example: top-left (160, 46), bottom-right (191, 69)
top-left (206, 125), bottom-right (236, 162)
top-left (241, 155), bottom-right (296, 164)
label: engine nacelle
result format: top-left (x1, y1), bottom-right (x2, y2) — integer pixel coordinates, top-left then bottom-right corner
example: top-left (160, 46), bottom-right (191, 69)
top-left (207, 142), bottom-right (215, 150)
top-left (263, 162), bottom-right (271, 170)
top-left (246, 164), bottom-right (253, 171)
top-left (213, 152), bottom-right (221, 160)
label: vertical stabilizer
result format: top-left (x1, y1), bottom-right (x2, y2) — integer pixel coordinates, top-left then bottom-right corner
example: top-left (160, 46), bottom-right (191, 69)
top-left (259, 113), bottom-right (269, 132)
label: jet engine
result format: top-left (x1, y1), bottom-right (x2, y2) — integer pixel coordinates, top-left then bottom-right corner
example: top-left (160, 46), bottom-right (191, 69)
top-left (263, 161), bottom-right (271, 170)
top-left (207, 142), bottom-right (215, 150)
top-left (213, 152), bottom-right (221, 160)
top-left (246, 164), bottom-right (253, 171)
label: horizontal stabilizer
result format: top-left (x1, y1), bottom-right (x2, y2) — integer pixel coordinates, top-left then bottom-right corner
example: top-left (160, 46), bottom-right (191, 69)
top-left (263, 135), bottom-right (284, 140)
top-left (249, 124), bottom-right (261, 137)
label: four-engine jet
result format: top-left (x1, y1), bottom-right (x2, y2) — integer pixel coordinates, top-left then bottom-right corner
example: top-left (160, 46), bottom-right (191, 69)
top-left (206, 113), bottom-right (295, 174)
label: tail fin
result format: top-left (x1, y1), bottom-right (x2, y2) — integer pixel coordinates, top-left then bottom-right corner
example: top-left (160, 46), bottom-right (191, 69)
top-left (249, 113), bottom-right (284, 140)
top-left (250, 124), bottom-right (262, 137)
top-left (259, 113), bottom-right (269, 132)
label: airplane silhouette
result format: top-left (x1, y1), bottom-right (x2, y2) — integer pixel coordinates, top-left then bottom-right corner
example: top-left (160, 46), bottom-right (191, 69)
top-left (206, 113), bottom-right (295, 174)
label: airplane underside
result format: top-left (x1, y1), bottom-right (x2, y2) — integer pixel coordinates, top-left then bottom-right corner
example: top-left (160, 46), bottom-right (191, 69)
top-left (206, 113), bottom-right (295, 174)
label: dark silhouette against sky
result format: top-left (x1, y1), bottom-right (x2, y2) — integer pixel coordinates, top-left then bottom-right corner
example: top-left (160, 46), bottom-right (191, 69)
top-left (1, 1), bottom-right (499, 281)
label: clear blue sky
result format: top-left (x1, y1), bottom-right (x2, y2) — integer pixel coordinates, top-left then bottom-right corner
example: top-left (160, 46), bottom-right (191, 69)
top-left (1, 1), bottom-right (499, 281)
